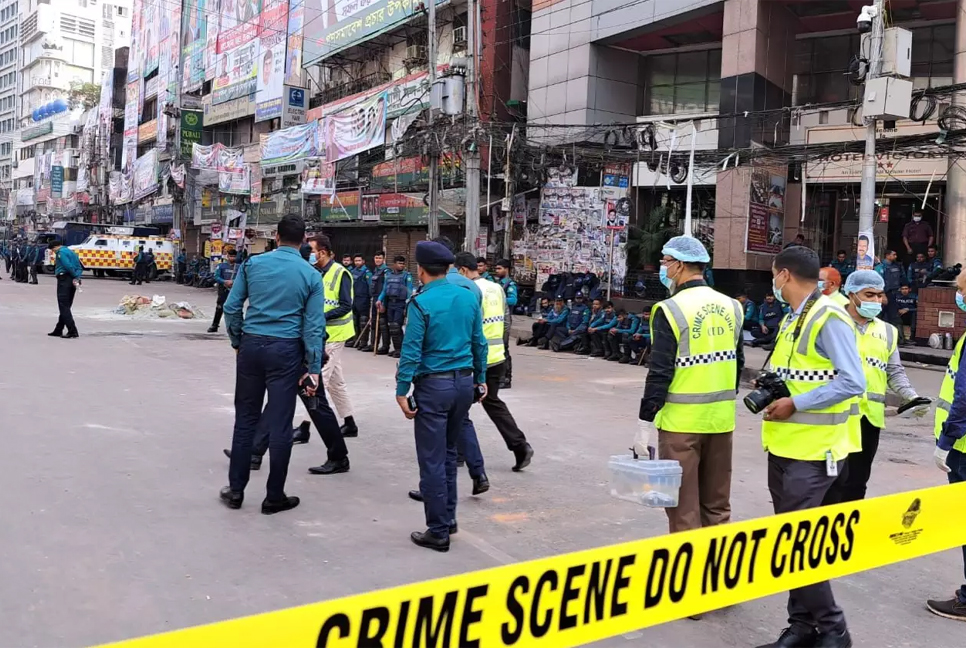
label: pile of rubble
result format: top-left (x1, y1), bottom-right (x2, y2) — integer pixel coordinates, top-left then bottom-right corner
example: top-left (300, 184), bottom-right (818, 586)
top-left (113, 295), bottom-right (202, 320)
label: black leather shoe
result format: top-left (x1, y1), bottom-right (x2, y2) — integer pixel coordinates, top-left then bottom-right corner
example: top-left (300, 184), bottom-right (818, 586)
top-left (472, 473), bottom-right (490, 495)
top-left (388, 350), bottom-right (401, 358)
top-left (341, 419), bottom-right (359, 438)
top-left (815, 631), bottom-right (851, 648)
top-left (606, 354), bottom-right (621, 362)
top-left (376, 347), bottom-right (390, 355)
top-left (408, 489), bottom-right (423, 502)
top-left (618, 356), bottom-right (631, 364)
top-left (755, 626), bottom-right (820, 648)
top-left (64, 332), bottom-right (79, 339)
top-left (207, 326), bottom-right (218, 333)
top-left (219, 486), bottom-right (243, 509)
top-left (499, 379), bottom-right (511, 390)
top-left (449, 522), bottom-right (458, 535)
top-left (308, 458), bottom-right (350, 475)
top-left (512, 444), bottom-right (534, 472)
top-left (292, 421), bottom-right (311, 444)
top-left (410, 529), bottom-right (449, 552)
top-left (223, 448), bottom-right (261, 470)
top-left (357, 345), bottom-right (373, 352)
top-left (47, 331), bottom-right (63, 337)
top-left (261, 495), bottom-right (300, 515)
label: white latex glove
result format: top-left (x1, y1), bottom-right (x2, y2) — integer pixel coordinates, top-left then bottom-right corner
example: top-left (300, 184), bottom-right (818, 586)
top-left (934, 446), bottom-right (951, 473)
top-left (634, 420), bottom-right (658, 460)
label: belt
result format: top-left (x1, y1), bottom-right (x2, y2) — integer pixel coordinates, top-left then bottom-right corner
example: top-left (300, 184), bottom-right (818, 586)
top-left (417, 368), bottom-right (474, 381)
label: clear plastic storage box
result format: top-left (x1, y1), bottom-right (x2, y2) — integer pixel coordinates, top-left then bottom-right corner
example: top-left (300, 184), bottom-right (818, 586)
top-left (608, 455), bottom-right (683, 508)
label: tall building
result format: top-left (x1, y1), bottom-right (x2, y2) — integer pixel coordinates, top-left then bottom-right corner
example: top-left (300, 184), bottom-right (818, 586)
top-left (0, 0), bottom-right (20, 219)
top-left (11, 0), bottom-right (131, 225)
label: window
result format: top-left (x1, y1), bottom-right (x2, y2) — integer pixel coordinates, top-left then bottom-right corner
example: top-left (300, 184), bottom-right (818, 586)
top-left (643, 49), bottom-right (721, 115)
top-left (911, 24), bottom-right (955, 89)
top-left (94, 238), bottom-right (108, 246)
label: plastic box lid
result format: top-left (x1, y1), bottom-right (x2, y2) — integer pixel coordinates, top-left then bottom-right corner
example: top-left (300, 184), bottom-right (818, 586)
top-left (608, 455), bottom-right (682, 475)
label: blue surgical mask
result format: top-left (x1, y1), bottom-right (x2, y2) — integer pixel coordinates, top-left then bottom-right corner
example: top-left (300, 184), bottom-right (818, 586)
top-left (957, 292), bottom-right (966, 312)
top-left (772, 277), bottom-right (787, 304)
top-left (856, 300), bottom-right (882, 319)
top-left (308, 253), bottom-right (317, 265)
top-left (817, 280), bottom-right (826, 292)
top-left (659, 265), bottom-right (671, 289)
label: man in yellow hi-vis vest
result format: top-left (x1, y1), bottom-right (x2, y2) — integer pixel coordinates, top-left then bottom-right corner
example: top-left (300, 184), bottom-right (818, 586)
top-left (296, 235), bottom-right (357, 477)
top-left (823, 270), bottom-right (928, 504)
top-left (925, 268), bottom-right (966, 622)
top-left (637, 235), bottom-right (743, 538)
top-left (756, 246), bottom-right (866, 648)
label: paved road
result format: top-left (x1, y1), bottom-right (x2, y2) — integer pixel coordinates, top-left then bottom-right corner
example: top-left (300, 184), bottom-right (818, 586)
top-left (0, 275), bottom-right (961, 647)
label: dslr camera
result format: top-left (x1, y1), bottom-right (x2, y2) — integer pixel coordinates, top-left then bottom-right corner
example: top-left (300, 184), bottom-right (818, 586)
top-left (744, 371), bottom-right (791, 414)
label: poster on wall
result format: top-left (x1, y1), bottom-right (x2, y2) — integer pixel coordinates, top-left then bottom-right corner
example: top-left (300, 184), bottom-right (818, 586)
top-left (142, 0), bottom-right (160, 76)
top-left (302, 160), bottom-right (335, 195)
top-left (128, 0), bottom-right (143, 82)
top-left (745, 167), bottom-right (786, 255)
top-left (213, 40), bottom-right (259, 104)
top-left (322, 91), bottom-right (387, 162)
top-left (856, 229), bottom-right (875, 271)
top-left (205, 10), bottom-right (219, 81)
top-left (218, 0), bottom-right (262, 53)
top-left (133, 150), bottom-right (159, 200)
top-left (260, 121), bottom-right (319, 164)
top-left (255, 0), bottom-right (288, 121)
top-left (603, 198), bottom-right (630, 231)
top-left (284, 0), bottom-right (304, 87)
top-left (181, 0), bottom-right (207, 92)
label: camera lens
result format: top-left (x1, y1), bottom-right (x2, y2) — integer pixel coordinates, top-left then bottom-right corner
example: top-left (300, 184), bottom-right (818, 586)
top-left (743, 389), bottom-right (771, 414)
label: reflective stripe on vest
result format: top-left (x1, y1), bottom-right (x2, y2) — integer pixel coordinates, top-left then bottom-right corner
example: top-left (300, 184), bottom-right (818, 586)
top-left (475, 278), bottom-right (507, 366)
top-left (323, 263), bottom-right (356, 342)
top-left (857, 319), bottom-right (896, 429)
top-left (762, 295), bottom-right (856, 461)
top-left (934, 332), bottom-right (966, 453)
top-left (652, 286), bottom-right (742, 434)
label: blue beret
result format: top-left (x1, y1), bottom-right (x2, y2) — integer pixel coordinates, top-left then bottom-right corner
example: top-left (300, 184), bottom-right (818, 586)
top-left (415, 240), bottom-right (455, 266)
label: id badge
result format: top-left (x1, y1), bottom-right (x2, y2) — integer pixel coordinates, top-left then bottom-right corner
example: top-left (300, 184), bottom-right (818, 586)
top-left (826, 450), bottom-right (838, 477)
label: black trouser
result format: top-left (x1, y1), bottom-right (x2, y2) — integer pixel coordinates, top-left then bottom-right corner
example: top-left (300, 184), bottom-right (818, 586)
top-left (352, 302), bottom-right (370, 348)
top-left (16, 260), bottom-right (27, 282)
top-left (211, 286), bottom-right (229, 329)
top-left (299, 388), bottom-right (348, 461)
top-left (751, 327), bottom-right (778, 346)
top-left (3, 257), bottom-right (10, 273)
top-left (824, 416), bottom-right (880, 504)
top-left (29, 263), bottom-right (38, 284)
top-left (177, 262), bottom-right (186, 284)
top-left (480, 361), bottom-right (528, 453)
top-left (603, 330), bottom-right (622, 357)
top-left (54, 275), bottom-right (78, 336)
top-left (768, 453), bottom-right (847, 635)
top-left (530, 321), bottom-right (549, 343)
top-left (131, 263), bottom-right (143, 284)
top-left (228, 335), bottom-right (302, 501)
top-left (884, 290), bottom-right (904, 341)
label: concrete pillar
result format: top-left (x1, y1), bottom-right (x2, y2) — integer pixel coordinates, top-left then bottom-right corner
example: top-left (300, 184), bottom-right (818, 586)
top-left (945, 0), bottom-right (966, 265)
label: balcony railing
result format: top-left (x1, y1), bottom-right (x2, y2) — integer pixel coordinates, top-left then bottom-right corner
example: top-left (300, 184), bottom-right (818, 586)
top-left (312, 72), bottom-right (392, 109)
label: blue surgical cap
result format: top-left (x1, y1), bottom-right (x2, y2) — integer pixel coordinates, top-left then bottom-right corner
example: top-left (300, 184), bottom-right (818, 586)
top-left (843, 269), bottom-right (884, 295)
top-left (661, 236), bottom-right (710, 263)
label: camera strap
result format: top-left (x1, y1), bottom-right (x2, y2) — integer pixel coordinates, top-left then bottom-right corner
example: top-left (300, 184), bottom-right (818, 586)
top-left (760, 288), bottom-right (822, 370)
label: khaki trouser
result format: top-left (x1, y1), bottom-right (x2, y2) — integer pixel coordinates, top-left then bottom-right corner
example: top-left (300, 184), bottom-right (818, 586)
top-left (658, 430), bottom-right (733, 534)
top-left (322, 342), bottom-right (354, 419)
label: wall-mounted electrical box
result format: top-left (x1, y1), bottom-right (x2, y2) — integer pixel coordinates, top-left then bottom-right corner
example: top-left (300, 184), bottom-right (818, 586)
top-left (861, 27), bottom-right (912, 77)
top-left (863, 76), bottom-right (912, 120)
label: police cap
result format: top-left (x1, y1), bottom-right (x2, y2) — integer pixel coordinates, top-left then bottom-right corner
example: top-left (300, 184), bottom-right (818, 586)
top-left (415, 240), bottom-right (455, 266)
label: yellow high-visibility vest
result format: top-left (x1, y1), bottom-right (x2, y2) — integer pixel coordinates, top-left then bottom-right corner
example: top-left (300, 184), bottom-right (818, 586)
top-left (762, 295), bottom-right (857, 461)
top-left (652, 285), bottom-right (743, 434)
top-left (474, 277), bottom-right (507, 367)
top-left (856, 317), bottom-right (897, 429)
top-left (934, 332), bottom-right (966, 453)
top-left (323, 262), bottom-right (355, 343)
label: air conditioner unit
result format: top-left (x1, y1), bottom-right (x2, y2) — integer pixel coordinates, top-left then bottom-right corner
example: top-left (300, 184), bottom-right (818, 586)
top-left (453, 26), bottom-right (467, 49)
top-left (404, 44), bottom-right (428, 66)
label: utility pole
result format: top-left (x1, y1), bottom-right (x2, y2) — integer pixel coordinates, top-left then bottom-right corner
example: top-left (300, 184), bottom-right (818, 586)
top-left (426, 0), bottom-right (439, 239)
top-left (462, 0), bottom-right (481, 253)
top-left (857, 0), bottom-right (885, 269)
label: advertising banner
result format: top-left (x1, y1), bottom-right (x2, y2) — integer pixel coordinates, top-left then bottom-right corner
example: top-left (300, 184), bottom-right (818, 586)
top-left (121, 80), bottom-right (141, 174)
top-left (128, 0), bottom-right (143, 82)
top-left (260, 121), bottom-right (319, 165)
top-left (51, 166), bottom-right (64, 199)
top-left (205, 10), bottom-right (219, 81)
top-left (142, 0), bottom-right (160, 76)
top-left (284, 0), bottom-right (304, 86)
top-left (218, 147), bottom-right (250, 194)
top-left (745, 167), bottom-right (786, 255)
top-left (192, 143), bottom-right (220, 170)
top-left (250, 164), bottom-right (262, 203)
top-left (133, 149), bottom-right (159, 200)
top-left (218, 0), bottom-right (263, 53)
top-left (255, 41), bottom-right (286, 121)
top-left (322, 91), bottom-right (387, 162)
top-left (303, 0), bottom-right (445, 65)
top-left (181, 110), bottom-right (203, 157)
top-left (182, 0), bottom-right (207, 91)
top-left (301, 160), bottom-right (335, 195)
top-left (213, 40), bottom-right (259, 104)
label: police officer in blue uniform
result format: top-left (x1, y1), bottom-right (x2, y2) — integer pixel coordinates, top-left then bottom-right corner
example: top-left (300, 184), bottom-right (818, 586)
top-left (376, 254), bottom-right (413, 357)
top-left (27, 243), bottom-right (40, 284)
top-left (208, 248), bottom-right (237, 333)
top-left (552, 293), bottom-right (590, 352)
top-left (220, 215), bottom-right (325, 515)
top-left (879, 249), bottom-right (907, 341)
top-left (362, 251), bottom-right (389, 353)
top-left (349, 253), bottom-right (373, 349)
top-left (396, 241), bottom-right (488, 552)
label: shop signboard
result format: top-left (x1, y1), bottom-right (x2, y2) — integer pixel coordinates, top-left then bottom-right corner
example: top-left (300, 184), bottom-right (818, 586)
top-left (181, 110), bottom-right (203, 157)
top-left (203, 93), bottom-right (256, 126)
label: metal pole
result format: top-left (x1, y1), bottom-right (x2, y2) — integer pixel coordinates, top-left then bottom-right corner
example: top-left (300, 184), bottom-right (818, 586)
top-left (463, 0), bottom-right (480, 252)
top-left (946, 0), bottom-right (966, 264)
top-left (856, 0), bottom-right (884, 270)
top-left (427, 0), bottom-right (439, 239)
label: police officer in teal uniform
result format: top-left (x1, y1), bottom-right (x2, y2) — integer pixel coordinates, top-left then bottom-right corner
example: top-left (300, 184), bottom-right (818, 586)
top-left (396, 241), bottom-right (488, 552)
top-left (376, 255), bottom-right (413, 357)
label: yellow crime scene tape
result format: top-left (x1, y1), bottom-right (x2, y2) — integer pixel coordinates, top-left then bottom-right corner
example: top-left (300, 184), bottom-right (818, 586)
top-left (98, 482), bottom-right (966, 648)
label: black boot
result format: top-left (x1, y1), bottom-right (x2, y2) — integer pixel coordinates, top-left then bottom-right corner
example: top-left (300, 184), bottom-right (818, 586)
top-left (292, 420), bottom-right (311, 444)
top-left (537, 337), bottom-right (549, 350)
top-left (341, 416), bottom-right (358, 437)
top-left (308, 457), bottom-right (350, 475)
